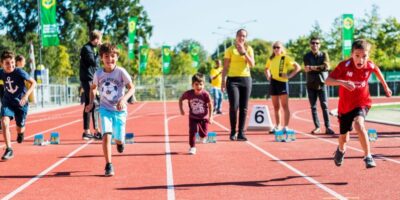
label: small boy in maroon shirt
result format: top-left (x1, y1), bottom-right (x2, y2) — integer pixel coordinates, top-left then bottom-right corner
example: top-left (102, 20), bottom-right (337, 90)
top-left (179, 73), bottom-right (213, 155)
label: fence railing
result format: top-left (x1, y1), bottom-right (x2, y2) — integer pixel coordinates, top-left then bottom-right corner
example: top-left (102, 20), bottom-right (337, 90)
top-left (31, 75), bottom-right (399, 107)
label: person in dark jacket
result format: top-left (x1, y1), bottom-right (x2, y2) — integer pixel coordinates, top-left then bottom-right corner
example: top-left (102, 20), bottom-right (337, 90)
top-left (80, 30), bottom-right (102, 140)
top-left (303, 36), bottom-right (335, 135)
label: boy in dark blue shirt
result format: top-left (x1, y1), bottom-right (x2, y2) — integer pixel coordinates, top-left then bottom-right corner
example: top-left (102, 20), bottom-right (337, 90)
top-left (0, 50), bottom-right (36, 160)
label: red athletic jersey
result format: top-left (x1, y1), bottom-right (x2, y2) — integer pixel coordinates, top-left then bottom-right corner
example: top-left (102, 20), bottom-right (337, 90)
top-left (329, 59), bottom-right (377, 115)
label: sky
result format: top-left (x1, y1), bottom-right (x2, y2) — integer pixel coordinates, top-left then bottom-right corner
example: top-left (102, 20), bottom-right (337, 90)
top-left (141, 0), bottom-right (400, 54)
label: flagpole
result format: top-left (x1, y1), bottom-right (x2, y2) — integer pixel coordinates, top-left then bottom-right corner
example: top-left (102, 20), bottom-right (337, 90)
top-left (36, 0), bottom-right (43, 65)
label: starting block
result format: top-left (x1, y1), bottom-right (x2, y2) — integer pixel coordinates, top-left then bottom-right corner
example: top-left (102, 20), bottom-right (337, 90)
top-left (207, 132), bottom-right (217, 143)
top-left (274, 130), bottom-right (285, 142)
top-left (50, 132), bottom-right (60, 144)
top-left (368, 129), bottom-right (378, 142)
top-left (286, 130), bottom-right (296, 142)
top-left (125, 133), bottom-right (134, 144)
top-left (33, 134), bottom-right (46, 146)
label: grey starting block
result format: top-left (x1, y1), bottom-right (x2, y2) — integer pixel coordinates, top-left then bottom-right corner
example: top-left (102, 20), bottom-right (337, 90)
top-left (368, 129), bottom-right (378, 142)
top-left (33, 134), bottom-right (44, 145)
top-left (50, 132), bottom-right (60, 144)
top-left (125, 133), bottom-right (134, 144)
top-left (286, 130), bottom-right (296, 142)
top-left (207, 132), bottom-right (217, 143)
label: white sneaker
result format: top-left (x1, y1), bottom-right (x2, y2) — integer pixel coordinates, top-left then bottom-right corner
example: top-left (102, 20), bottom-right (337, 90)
top-left (189, 147), bottom-right (196, 155)
top-left (201, 137), bottom-right (207, 143)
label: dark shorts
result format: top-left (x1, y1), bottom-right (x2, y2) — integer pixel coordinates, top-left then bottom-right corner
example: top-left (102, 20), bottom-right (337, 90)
top-left (1, 103), bottom-right (29, 127)
top-left (270, 78), bottom-right (289, 96)
top-left (338, 107), bottom-right (369, 134)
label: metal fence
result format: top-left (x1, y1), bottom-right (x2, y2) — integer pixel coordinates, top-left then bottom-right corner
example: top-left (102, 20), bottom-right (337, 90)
top-left (32, 74), bottom-right (399, 107)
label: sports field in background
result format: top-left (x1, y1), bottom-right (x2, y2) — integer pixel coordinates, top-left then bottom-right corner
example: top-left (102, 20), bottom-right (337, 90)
top-left (367, 103), bottom-right (400, 126)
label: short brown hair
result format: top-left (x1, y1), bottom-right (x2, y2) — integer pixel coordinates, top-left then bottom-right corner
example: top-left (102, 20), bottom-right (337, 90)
top-left (99, 43), bottom-right (120, 57)
top-left (192, 73), bottom-right (205, 84)
top-left (16, 55), bottom-right (25, 62)
top-left (1, 50), bottom-right (15, 62)
top-left (352, 39), bottom-right (371, 52)
top-left (89, 30), bottom-right (102, 41)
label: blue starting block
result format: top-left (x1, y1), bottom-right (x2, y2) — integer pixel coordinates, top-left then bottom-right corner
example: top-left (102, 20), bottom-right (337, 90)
top-left (33, 134), bottom-right (44, 145)
top-left (207, 132), bottom-right (217, 143)
top-left (274, 130), bottom-right (286, 142)
top-left (125, 133), bottom-right (134, 144)
top-left (368, 129), bottom-right (378, 142)
top-left (286, 130), bottom-right (296, 142)
top-left (50, 132), bottom-right (60, 144)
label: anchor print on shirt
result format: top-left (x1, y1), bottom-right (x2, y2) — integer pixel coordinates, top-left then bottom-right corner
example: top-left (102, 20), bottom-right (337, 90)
top-left (5, 76), bottom-right (19, 94)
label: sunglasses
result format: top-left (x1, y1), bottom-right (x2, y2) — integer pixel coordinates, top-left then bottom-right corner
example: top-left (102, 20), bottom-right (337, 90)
top-left (273, 46), bottom-right (281, 49)
top-left (311, 42), bottom-right (320, 45)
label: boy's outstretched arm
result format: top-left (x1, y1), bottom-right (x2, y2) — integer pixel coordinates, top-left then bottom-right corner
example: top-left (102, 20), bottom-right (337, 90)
top-left (179, 97), bottom-right (185, 115)
top-left (325, 77), bottom-right (356, 91)
top-left (85, 84), bottom-right (97, 112)
top-left (20, 78), bottom-right (36, 106)
top-left (374, 67), bottom-right (392, 97)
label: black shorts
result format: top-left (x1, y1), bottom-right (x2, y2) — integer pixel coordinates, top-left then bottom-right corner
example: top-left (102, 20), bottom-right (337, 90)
top-left (270, 78), bottom-right (289, 96)
top-left (338, 107), bottom-right (369, 134)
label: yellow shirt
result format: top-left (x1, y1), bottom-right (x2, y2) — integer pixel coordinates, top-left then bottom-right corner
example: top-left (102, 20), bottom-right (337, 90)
top-left (265, 54), bottom-right (295, 82)
top-left (210, 66), bottom-right (223, 87)
top-left (224, 45), bottom-right (254, 77)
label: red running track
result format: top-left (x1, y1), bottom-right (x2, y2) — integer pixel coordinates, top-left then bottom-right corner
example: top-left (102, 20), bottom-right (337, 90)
top-left (0, 97), bottom-right (399, 199)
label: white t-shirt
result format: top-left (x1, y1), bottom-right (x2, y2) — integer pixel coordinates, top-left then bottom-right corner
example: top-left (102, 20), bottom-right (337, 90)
top-left (93, 66), bottom-right (132, 111)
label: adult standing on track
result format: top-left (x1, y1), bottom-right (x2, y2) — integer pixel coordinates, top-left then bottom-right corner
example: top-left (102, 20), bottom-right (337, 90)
top-left (80, 30), bottom-right (102, 140)
top-left (209, 59), bottom-right (223, 114)
top-left (221, 29), bottom-right (255, 141)
top-left (303, 36), bottom-right (335, 135)
top-left (265, 41), bottom-right (301, 133)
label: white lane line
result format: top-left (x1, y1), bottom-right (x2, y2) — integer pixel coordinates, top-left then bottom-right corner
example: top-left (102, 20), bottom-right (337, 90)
top-left (163, 96), bottom-right (175, 200)
top-left (213, 120), bottom-right (347, 200)
top-left (1, 102), bottom-right (147, 199)
top-left (1, 140), bottom-right (93, 200)
top-left (293, 110), bottom-right (400, 164)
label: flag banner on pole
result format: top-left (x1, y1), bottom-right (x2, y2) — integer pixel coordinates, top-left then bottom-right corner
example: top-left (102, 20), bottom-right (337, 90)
top-left (162, 45), bottom-right (171, 74)
top-left (342, 14), bottom-right (354, 59)
top-left (139, 45), bottom-right (149, 74)
top-left (190, 43), bottom-right (200, 68)
top-left (29, 41), bottom-right (36, 77)
top-left (128, 17), bottom-right (138, 60)
top-left (40, 0), bottom-right (59, 47)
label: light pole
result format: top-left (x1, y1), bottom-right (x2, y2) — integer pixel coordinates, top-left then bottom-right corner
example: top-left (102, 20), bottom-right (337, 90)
top-left (212, 31), bottom-right (230, 56)
top-left (225, 19), bottom-right (257, 29)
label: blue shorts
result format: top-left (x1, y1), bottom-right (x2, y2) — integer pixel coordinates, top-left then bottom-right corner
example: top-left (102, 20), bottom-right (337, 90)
top-left (99, 107), bottom-right (127, 143)
top-left (1, 103), bottom-right (28, 127)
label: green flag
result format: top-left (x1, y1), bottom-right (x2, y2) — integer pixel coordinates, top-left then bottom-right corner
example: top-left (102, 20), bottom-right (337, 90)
top-left (40, 0), bottom-right (59, 47)
top-left (139, 45), bottom-right (149, 74)
top-left (190, 43), bottom-right (200, 68)
top-left (128, 17), bottom-right (138, 60)
top-left (162, 45), bottom-right (171, 74)
top-left (342, 14), bottom-right (354, 59)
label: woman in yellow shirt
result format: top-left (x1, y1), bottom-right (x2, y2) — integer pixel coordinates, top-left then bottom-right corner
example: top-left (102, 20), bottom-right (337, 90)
top-left (265, 41), bottom-right (300, 133)
top-left (222, 29), bottom-right (255, 141)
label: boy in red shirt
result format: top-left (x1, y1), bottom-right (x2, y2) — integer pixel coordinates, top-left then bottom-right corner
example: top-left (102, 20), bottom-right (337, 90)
top-left (179, 73), bottom-right (213, 155)
top-left (326, 39), bottom-right (392, 168)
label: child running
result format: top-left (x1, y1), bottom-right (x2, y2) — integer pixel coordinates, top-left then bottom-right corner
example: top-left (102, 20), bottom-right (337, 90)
top-left (326, 39), bottom-right (392, 168)
top-left (1, 50), bottom-right (36, 160)
top-left (85, 43), bottom-right (135, 176)
top-left (179, 73), bottom-right (213, 155)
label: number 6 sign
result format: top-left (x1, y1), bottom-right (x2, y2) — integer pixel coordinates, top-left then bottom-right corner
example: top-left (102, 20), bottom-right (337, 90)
top-left (247, 105), bottom-right (273, 131)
